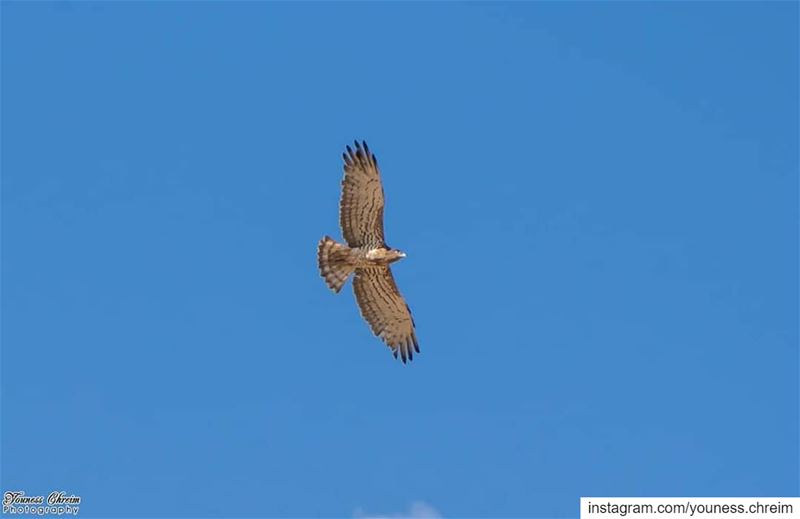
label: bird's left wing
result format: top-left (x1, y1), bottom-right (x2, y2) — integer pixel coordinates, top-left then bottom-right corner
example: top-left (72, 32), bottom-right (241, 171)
top-left (340, 141), bottom-right (385, 248)
top-left (353, 266), bottom-right (419, 363)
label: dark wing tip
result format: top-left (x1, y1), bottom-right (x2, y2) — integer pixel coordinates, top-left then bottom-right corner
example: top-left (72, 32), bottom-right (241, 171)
top-left (349, 140), bottom-right (364, 161)
top-left (361, 141), bottom-right (377, 165)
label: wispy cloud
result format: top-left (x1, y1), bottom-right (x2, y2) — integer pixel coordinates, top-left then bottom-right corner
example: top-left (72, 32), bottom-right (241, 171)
top-left (354, 500), bottom-right (442, 519)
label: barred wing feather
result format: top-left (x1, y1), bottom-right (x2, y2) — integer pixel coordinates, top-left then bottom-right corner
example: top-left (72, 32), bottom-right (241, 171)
top-left (353, 266), bottom-right (419, 363)
top-left (340, 140), bottom-right (385, 248)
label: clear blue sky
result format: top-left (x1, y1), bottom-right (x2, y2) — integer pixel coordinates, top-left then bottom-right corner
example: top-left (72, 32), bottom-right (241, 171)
top-left (2, 2), bottom-right (797, 517)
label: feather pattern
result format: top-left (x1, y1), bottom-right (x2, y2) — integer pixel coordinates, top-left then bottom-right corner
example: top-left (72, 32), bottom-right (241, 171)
top-left (353, 266), bottom-right (419, 363)
top-left (340, 140), bottom-right (385, 248)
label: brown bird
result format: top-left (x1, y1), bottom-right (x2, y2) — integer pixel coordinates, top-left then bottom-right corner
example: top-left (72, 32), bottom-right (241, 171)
top-left (318, 140), bottom-right (419, 363)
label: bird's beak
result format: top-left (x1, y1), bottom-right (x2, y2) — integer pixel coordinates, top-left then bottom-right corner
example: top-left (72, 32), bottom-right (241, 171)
top-left (399, 252), bottom-right (407, 258)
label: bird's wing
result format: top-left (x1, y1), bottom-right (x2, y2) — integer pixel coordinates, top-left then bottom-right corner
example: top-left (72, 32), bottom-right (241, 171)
top-left (353, 266), bottom-right (419, 363)
top-left (340, 140), bottom-right (385, 248)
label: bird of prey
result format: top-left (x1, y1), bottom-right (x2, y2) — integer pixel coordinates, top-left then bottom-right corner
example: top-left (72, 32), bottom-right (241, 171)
top-left (317, 140), bottom-right (419, 363)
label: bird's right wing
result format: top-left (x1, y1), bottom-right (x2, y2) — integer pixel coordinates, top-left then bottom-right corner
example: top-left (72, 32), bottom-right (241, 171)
top-left (353, 266), bottom-right (419, 363)
top-left (339, 140), bottom-right (385, 248)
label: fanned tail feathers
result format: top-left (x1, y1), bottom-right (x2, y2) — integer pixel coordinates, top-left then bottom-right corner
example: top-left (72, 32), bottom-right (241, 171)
top-left (317, 236), bottom-right (355, 293)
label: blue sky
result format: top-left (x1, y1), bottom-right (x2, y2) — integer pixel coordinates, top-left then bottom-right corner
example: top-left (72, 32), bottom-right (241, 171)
top-left (2, 2), bottom-right (797, 517)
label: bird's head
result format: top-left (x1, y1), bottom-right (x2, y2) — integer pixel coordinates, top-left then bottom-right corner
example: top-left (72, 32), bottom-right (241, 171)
top-left (387, 248), bottom-right (406, 263)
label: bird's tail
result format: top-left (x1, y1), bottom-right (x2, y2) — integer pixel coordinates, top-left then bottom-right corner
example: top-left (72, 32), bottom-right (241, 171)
top-left (318, 236), bottom-right (356, 293)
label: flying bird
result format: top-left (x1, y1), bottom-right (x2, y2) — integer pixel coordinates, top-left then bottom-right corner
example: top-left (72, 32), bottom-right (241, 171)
top-left (318, 140), bottom-right (419, 363)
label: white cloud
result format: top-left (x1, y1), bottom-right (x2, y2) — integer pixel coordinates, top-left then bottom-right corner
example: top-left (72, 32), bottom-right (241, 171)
top-left (407, 501), bottom-right (442, 518)
top-left (354, 500), bottom-right (442, 519)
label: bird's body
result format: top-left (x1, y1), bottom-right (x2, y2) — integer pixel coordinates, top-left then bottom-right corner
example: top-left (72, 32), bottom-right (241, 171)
top-left (317, 140), bottom-right (419, 363)
top-left (363, 246), bottom-right (405, 264)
